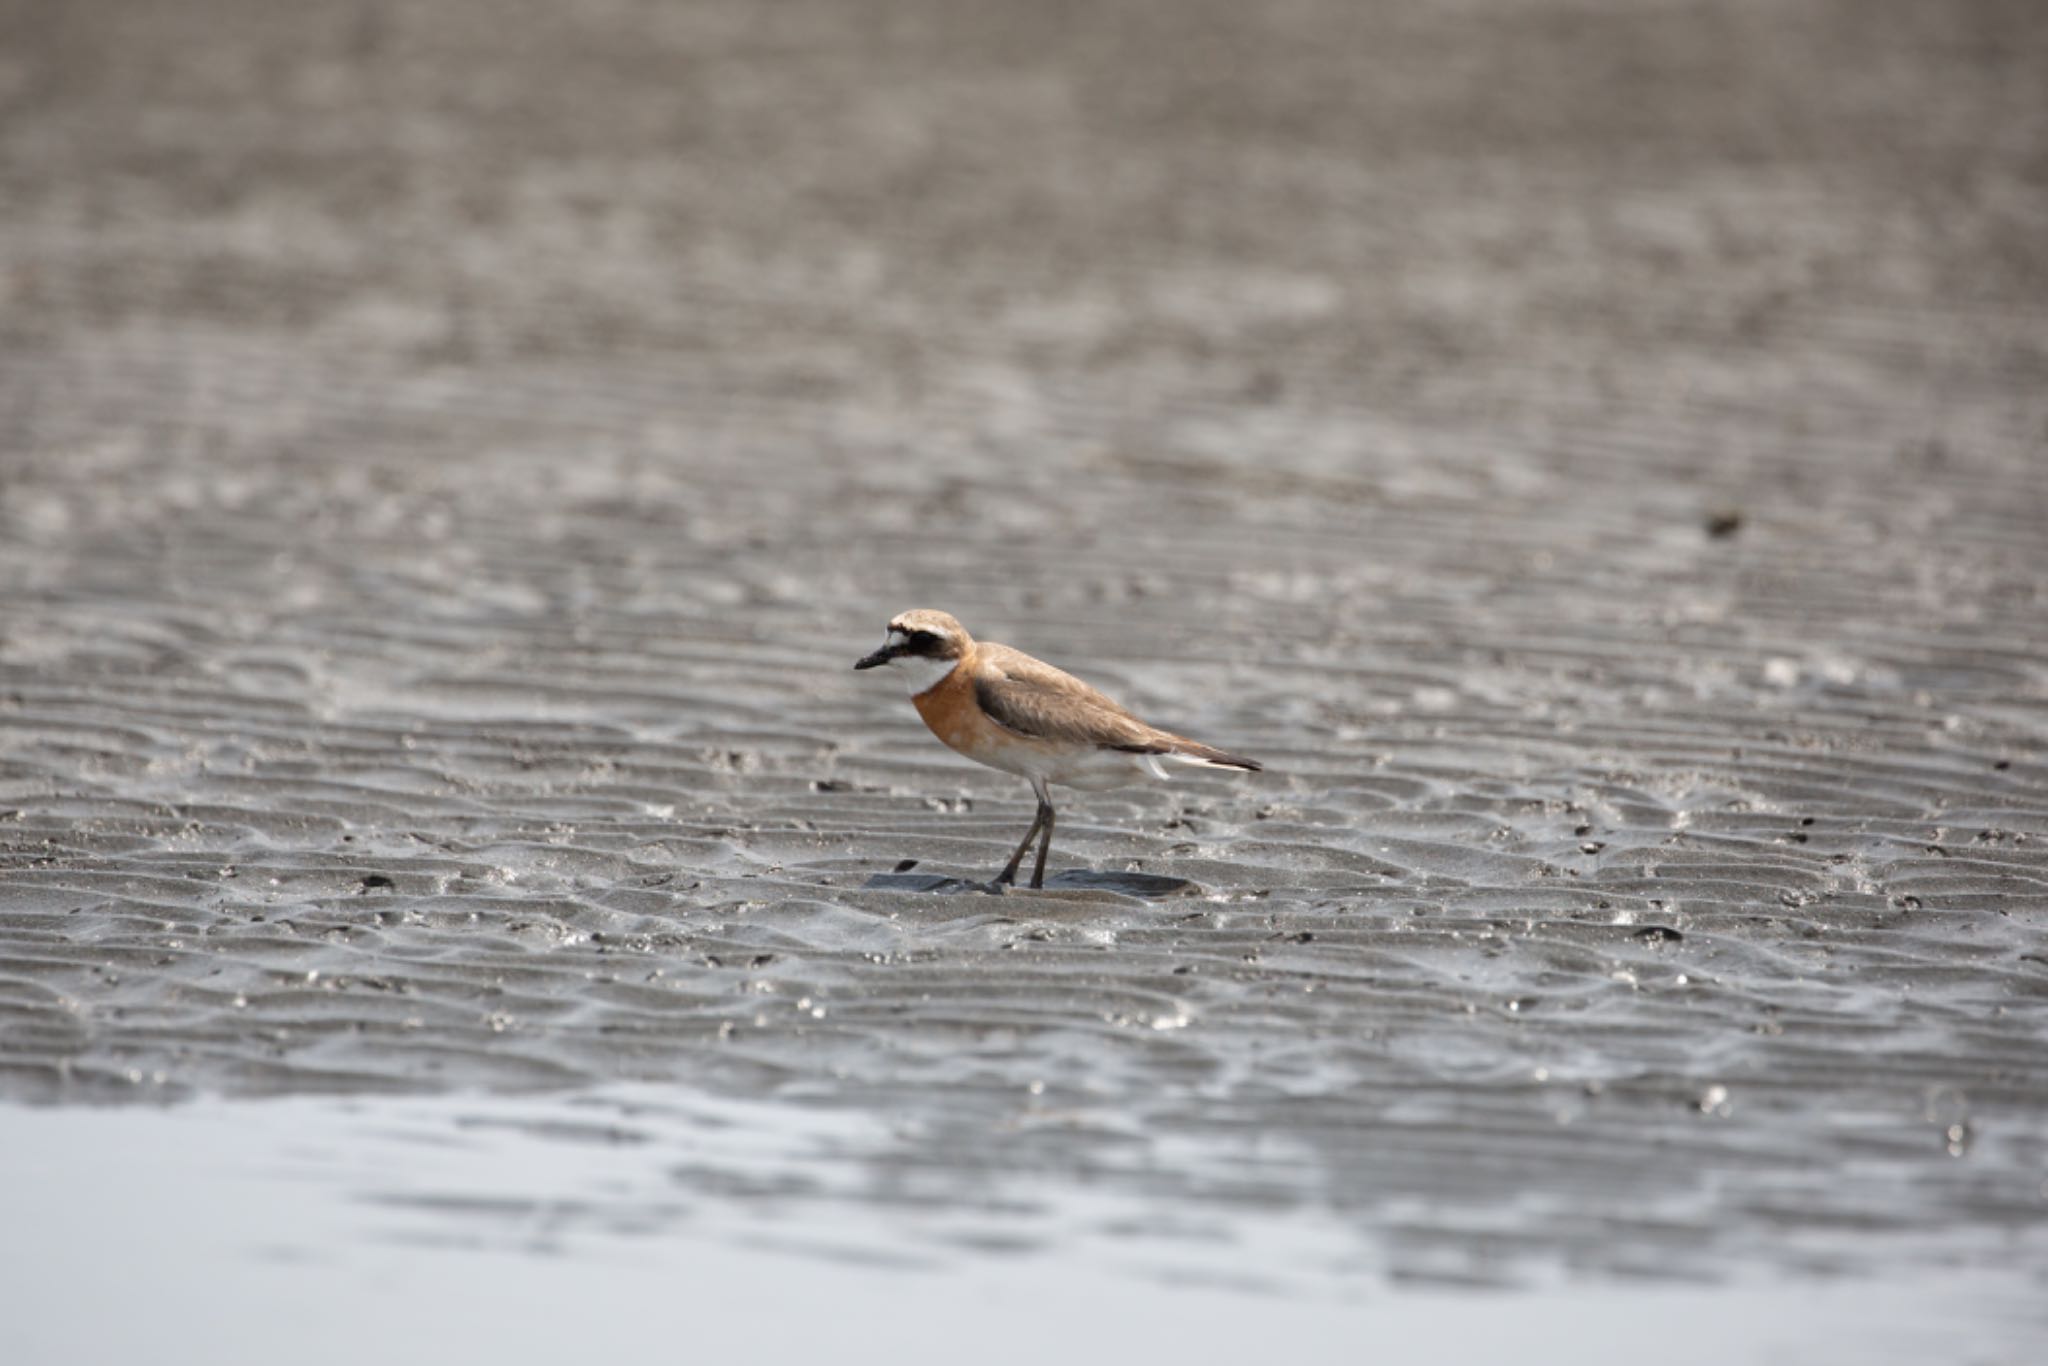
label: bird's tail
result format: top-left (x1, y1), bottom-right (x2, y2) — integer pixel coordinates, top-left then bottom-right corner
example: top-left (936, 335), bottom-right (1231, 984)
top-left (1160, 738), bottom-right (1262, 772)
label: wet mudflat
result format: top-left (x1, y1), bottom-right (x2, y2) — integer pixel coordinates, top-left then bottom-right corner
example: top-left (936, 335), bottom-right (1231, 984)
top-left (2, 1), bottom-right (2046, 1360)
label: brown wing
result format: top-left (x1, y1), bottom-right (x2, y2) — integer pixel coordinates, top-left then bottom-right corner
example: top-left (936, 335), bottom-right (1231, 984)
top-left (973, 645), bottom-right (1168, 752)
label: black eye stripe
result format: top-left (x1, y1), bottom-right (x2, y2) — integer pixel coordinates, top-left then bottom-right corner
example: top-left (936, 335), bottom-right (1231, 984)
top-left (887, 625), bottom-right (944, 653)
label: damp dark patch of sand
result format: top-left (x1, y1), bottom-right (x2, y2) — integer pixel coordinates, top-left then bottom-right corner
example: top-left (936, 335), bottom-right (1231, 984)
top-left (2, 0), bottom-right (2046, 1305)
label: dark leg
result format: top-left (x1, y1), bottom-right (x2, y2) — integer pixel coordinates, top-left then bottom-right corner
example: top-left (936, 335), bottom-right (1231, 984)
top-left (994, 802), bottom-right (1047, 885)
top-left (1029, 796), bottom-right (1056, 889)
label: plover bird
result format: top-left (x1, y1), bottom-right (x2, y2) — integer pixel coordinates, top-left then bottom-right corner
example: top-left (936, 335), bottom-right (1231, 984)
top-left (854, 609), bottom-right (1261, 889)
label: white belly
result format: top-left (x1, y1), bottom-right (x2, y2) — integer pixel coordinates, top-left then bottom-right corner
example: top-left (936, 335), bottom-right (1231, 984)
top-left (987, 744), bottom-right (1166, 791)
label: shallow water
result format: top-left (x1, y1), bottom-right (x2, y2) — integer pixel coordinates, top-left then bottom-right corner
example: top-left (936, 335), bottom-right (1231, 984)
top-left (3, 1), bottom-right (2047, 1360)
top-left (4, 1087), bottom-right (2043, 1365)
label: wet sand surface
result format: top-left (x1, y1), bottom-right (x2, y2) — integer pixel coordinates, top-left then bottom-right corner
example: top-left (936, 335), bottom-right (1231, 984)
top-left (3, 0), bottom-right (2047, 1356)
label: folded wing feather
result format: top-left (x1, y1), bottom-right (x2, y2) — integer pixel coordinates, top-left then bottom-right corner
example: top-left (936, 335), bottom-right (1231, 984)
top-left (973, 667), bottom-right (1164, 751)
top-left (973, 645), bottom-right (1261, 771)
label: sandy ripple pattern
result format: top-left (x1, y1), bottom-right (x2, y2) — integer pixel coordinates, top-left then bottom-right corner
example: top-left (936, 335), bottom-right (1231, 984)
top-left (2, 0), bottom-right (2047, 1299)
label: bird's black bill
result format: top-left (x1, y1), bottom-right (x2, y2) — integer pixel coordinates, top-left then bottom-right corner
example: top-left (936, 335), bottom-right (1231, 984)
top-left (853, 645), bottom-right (895, 670)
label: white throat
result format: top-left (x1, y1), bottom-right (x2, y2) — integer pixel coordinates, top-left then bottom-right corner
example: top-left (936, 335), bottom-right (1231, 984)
top-left (893, 654), bottom-right (958, 697)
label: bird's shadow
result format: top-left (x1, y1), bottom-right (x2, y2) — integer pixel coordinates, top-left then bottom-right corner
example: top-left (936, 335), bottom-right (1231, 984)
top-left (860, 863), bottom-right (1200, 899)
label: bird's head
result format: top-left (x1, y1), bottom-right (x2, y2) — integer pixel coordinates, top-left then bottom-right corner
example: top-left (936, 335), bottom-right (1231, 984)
top-left (854, 609), bottom-right (970, 685)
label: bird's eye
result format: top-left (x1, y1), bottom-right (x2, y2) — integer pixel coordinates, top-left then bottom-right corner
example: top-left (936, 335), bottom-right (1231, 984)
top-left (908, 630), bottom-right (938, 647)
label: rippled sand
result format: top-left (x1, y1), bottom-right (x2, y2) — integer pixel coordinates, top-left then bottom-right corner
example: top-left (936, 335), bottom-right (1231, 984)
top-left (1, 0), bottom-right (2045, 1340)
